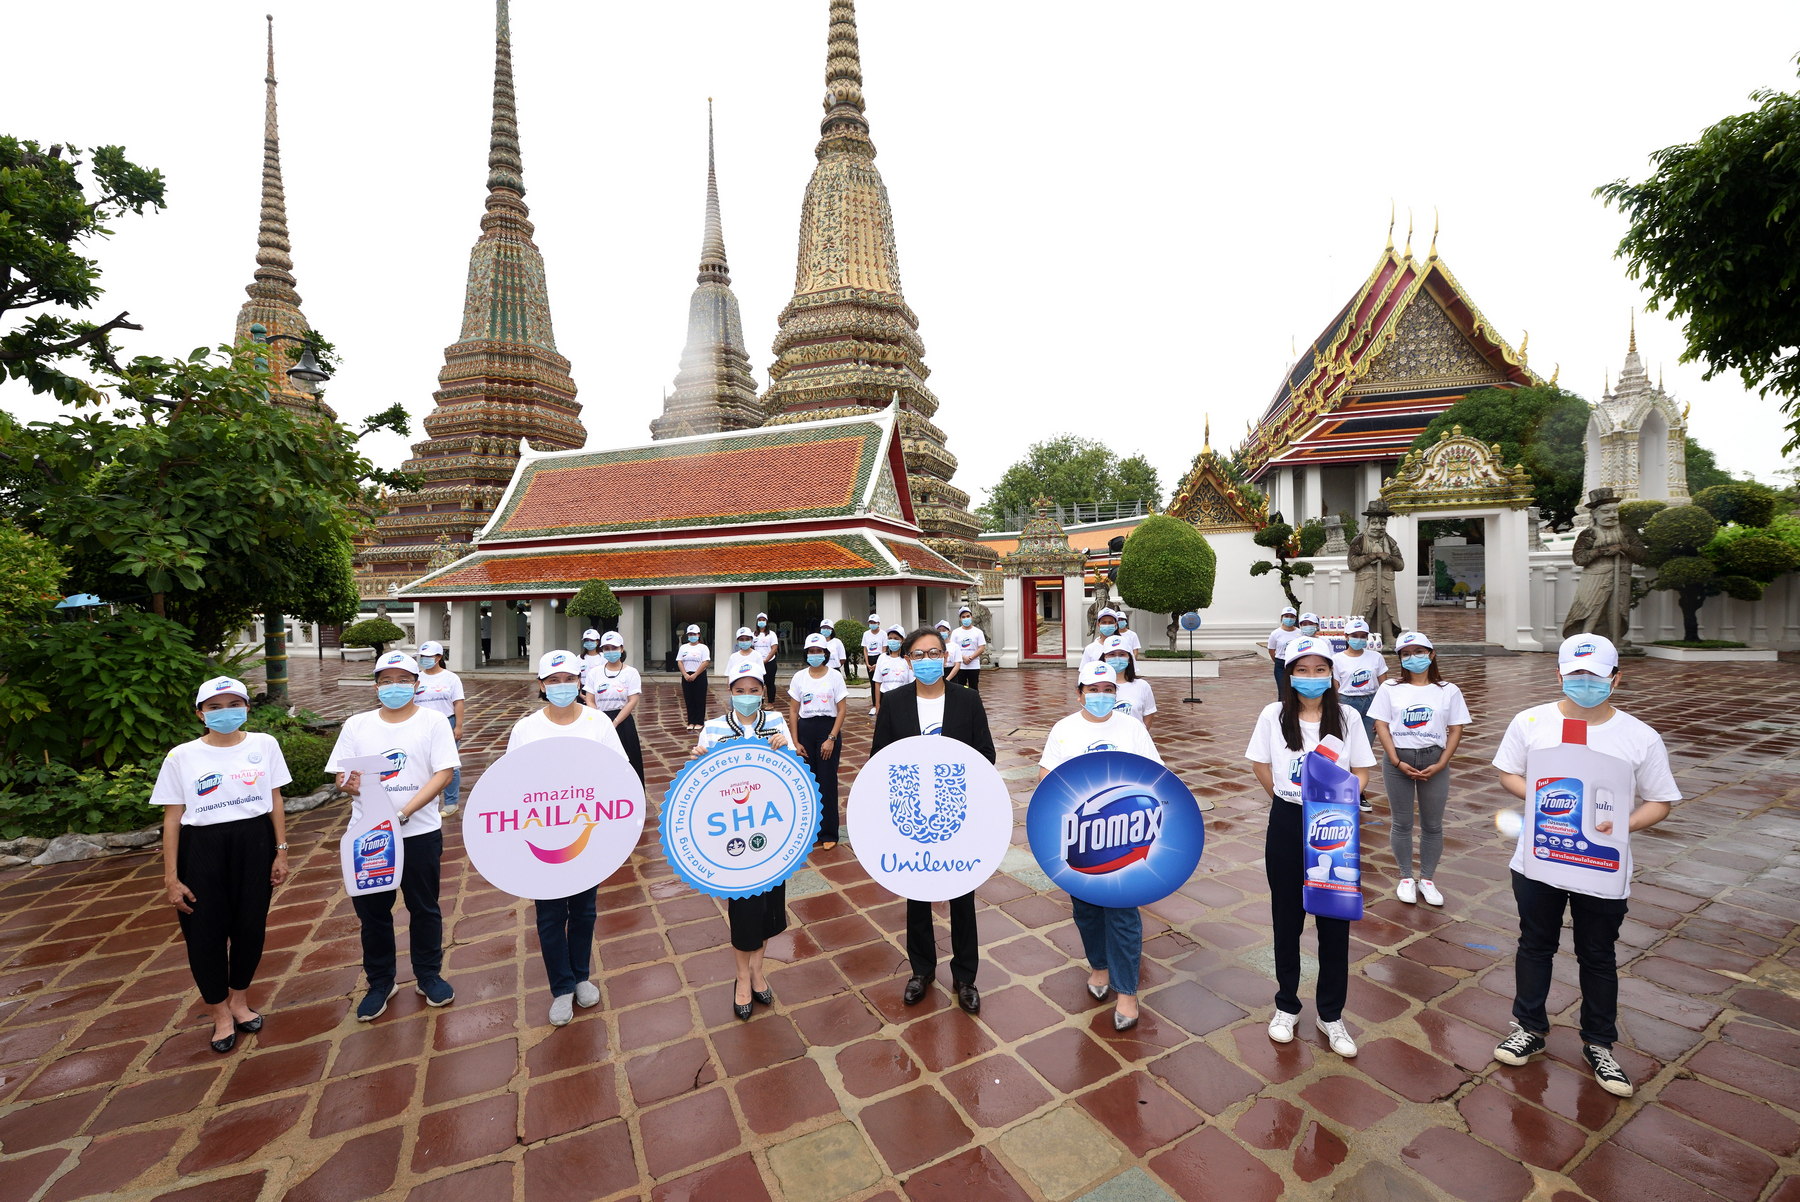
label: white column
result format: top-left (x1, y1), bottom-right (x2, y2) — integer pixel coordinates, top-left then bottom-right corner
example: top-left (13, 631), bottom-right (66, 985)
top-left (616, 595), bottom-right (644, 672)
top-left (744, 590), bottom-right (770, 626)
top-left (876, 585), bottom-right (905, 633)
top-left (713, 590), bottom-right (739, 648)
top-left (1361, 462), bottom-right (1383, 514)
top-left (648, 593), bottom-right (671, 667)
top-left (897, 586), bottom-right (919, 633)
top-left (1389, 514), bottom-right (1419, 636)
top-left (1303, 465), bottom-right (1323, 520)
top-left (999, 576), bottom-right (1023, 667)
top-left (447, 601), bottom-right (481, 672)
top-left (1062, 572), bottom-right (1085, 667)
top-left (822, 588), bottom-right (850, 628)
top-left (525, 601), bottom-right (552, 665)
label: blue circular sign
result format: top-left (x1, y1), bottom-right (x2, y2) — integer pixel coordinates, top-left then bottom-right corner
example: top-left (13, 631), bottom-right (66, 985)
top-left (1026, 751), bottom-right (1204, 907)
top-left (1178, 612), bottom-right (1203, 632)
top-left (661, 738), bottom-right (819, 899)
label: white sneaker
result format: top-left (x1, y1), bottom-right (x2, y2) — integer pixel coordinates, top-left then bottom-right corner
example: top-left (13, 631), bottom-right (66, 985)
top-left (573, 980), bottom-right (600, 1008)
top-left (1316, 1018), bottom-right (1358, 1057)
top-left (1397, 878), bottom-right (1417, 904)
top-left (869, 706), bottom-right (878, 716)
top-left (1267, 1010), bottom-right (1299, 1043)
top-left (1418, 879), bottom-right (1444, 907)
top-left (549, 993), bottom-right (574, 1027)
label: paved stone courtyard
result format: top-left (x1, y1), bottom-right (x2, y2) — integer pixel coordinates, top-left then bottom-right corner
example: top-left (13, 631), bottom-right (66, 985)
top-left (1, 638), bottom-right (1798, 1202)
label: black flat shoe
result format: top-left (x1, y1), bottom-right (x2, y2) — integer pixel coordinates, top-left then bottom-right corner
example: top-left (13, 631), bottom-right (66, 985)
top-left (902, 975), bottom-right (931, 1006)
top-left (234, 1014), bottom-right (263, 1035)
top-left (956, 983), bottom-right (981, 1014)
top-left (210, 1032), bottom-right (237, 1054)
top-left (751, 987), bottom-right (773, 1007)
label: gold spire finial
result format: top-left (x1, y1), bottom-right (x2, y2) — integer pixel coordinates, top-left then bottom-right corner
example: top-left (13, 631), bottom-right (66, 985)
top-left (249, 13), bottom-right (297, 304)
top-left (1628, 307), bottom-right (1637, 354)
top-left (486, 0), bottom-right (525, 199)
top-left (1549, 363), bottom-right (1560, 386)
top-left (818, 0), bottom-right (873, 156)
top-left (1403, 208), bottom-right (1414, 259)
top-left (1428, 207), bottom-right (1439, 260)
top-left (697, 100), bottom-right (729, 284)
top-left (1203, 413), bottom-right (1212, 454)
top-left (1385, 201), bottom-right (1395, 252)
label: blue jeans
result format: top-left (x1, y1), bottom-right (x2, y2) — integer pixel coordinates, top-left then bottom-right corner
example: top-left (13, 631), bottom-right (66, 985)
top-left (1342, 693), bottom-right (1376, 743)
top-left (535, 888), bottom-right (598, 997)
top-left (1071, 898), bottom-right (1142, 996)
top-left (444, 714), bottom-right (461, 809)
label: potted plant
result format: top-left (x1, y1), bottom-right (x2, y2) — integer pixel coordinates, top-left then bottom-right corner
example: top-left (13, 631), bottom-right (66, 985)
top-left (339, 617), bottom-right (405, 660)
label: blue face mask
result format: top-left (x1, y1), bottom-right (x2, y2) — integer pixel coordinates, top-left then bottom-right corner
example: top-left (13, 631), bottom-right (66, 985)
top-left (737, 639), bottom-right (754, 650)
top-left (1401, 655), bottom-right (1433, 675)
top-left (582, 640), bottom-right (597, 651)
top-left (1299, 624), bottom-right (1318, 636)
top-left (688, 634), bottom-right (699, 642)
top-left (730, 693), bottom-right (763, 716)
top-left (1097, 623), bottom-right (1117, 637)
top-left (419, 655), bottom-right (439, 669)
top-left (1562, 674), bottom-right (1614, 709)
top-left (757, 621), bottom-right (767, 629)
top-left (1083, 692), bottom-right (1118, 719)
top-left (202, 707), bottom-right (248, 734)
top-left (602, 650), bottom-right (622, 663)
top-left (912, 658), bottom-right (945, 685)
top-left (960, 617), bottom-right (972, 627)
top-left (1105, 656), bottom-right (1130, 674)
top-left (377, 683), bottom-right (415, 710)
top-left (1347, 637), bottom-right (1368, 650)
top-left (807, 652), bottom-right (827, 667)
top-left (886, 639), bottom-right (901, 653)
top-left (545, 683), bottom-right (582, 707)
top-left (1281, 617), bottom-right (1297, 628)
top-left (1291, 675), bottom-right (1332, 698)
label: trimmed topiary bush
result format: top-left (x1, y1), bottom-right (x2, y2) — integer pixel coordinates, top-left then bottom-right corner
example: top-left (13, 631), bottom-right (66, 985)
top-left (1694, 482), bottom-right (1777, 529)
top-left (1618, 499), bottom-right (1667, 537)
top-left (566, 579), bottom-right (623, 626)
top-left (341, 617), bottom-right (405, 652)
top-left (1120, 515), bottom-right (1215, 649)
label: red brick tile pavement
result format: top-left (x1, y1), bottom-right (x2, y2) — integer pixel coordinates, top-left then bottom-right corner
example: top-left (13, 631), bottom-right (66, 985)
top-left (0, 653), bottom-right (1796, 1199)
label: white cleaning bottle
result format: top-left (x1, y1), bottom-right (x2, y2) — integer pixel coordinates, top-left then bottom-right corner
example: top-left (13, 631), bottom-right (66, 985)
top-left (340, 781), bottom-right (405, 897)
top-left (1521, 719), bottom-right (1633, 899)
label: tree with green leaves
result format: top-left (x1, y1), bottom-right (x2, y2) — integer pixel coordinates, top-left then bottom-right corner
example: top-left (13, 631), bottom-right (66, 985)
top-left (1597, 63), bottom-right (1800, 452)
top-left (1640, 490), bottom-right (1800, 642)
top-left (566, 580), bottom-right (623, 628)
top-left (1117, 515), bottom-right (1215, 650)
top-left (0, 525), bottom-right (65, 633)
top-left (1682, 440), bottom-right (1738, 494)
top-left (978, 435), bottom-right (1162, 529)
top-left (1413, 386), bottom-right (1589, 528)
top-left (1250, 515), bottom-right (1313, 609)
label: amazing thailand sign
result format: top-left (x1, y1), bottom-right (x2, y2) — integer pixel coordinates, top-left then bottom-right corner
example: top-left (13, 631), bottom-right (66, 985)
top-left (848, 736), bottom-right (1012, 902)
top-left (661, 738), bottom-right (820, 899)
top-left (1027, 751), bottom-right (1205, 907)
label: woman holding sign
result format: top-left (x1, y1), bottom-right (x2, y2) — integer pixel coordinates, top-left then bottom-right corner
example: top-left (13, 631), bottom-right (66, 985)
top-left (1244, 636), bottom-right (1376, 1058)
top-left (871, 627), bottom-right (996, 1014)
top-left (1038, 662), bottom-right (1160, 1031)
top-left (788, 633), bottom-right (848, 850)
top-left (695, 661), bottom-right (795, 1021)
top-left (508, 650), bottom-right (631, 1027)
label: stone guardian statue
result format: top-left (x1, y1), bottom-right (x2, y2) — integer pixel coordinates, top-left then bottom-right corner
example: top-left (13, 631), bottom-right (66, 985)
top-left (1348, 499), bottom-right (1405, 643)
top-left (1562, 488), bottom-right (1647, 646)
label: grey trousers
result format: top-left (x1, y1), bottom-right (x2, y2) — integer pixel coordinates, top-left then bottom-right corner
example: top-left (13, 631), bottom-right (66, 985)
top-left (1384, 745), bottom-right (1450, 880)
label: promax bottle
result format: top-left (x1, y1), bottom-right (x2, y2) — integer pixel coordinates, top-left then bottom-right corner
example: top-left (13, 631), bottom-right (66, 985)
top-left (1301, 734), bottom-right (1363, 920)
top-left (340, 792), bottom-right (405, 897)
top-left (1522, 719), bottom-right (1631, 899)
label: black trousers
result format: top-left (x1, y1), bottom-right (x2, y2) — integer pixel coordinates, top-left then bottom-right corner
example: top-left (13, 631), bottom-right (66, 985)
top-left (681, 673), bottom-right (709, 724)
top-left (796, 715), bottom-right (842, 842)
top-left (480, 637), bottom-right (490, 663)
top-left (352, 829), bottom-right (444, 989)
top-left (1265, 802), bottom-right (1349, 1021)
top-left (959, 668), bottom-right (981, 692)
top-left (763, 658), bottom-right (779, 696)
top-left (1511, 869), bottom-right (1628, 1046)
top-left (175, 814), bottom-right (276, 1005)
top-left (907, 892), bottom-right (978, 985)
top-left (728, 883), bottom-right (788, 952)
top-left (607, 711), bottom-right (645, 781)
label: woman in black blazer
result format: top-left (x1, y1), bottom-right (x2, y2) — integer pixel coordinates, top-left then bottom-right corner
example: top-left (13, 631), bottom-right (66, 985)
top-left (869, 627), bottom-right (998, 1014)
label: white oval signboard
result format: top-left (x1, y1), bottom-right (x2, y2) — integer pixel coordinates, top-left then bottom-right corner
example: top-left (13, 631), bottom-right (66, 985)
top-left (848, 735), bottom-right (1013, 902)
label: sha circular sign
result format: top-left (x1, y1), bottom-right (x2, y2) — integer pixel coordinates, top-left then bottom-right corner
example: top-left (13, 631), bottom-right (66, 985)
top-left (1027, 751), bottom-right (1204, 907)
top-left (661, 738), bottom-right (820, 899)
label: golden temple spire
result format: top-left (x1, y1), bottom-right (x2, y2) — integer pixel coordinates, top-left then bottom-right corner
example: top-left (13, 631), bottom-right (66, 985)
top-left (1385, 201), bottom-right (1395, 252)
top-left (1549, 363), bottom-right (1560, 386)
top-left (1203, 413), bottom-right (1212, 453)
top-left (1628, 308), bottom-right (1637, 354)
top-left (486, 0), bottom-right (526, 204)
top-left (251, 14), bottom-right (298, 306)
top-left (1518, 330), bottom-right (1529, 361)
top-left (818, 0), bottom-right (874, 158)
top-left (1403, 209), bottom-right (1414, 260)
top-left (1428, 207), bottom-right (1439, 261)
top-left (698, 99), bottom-right (729, 284)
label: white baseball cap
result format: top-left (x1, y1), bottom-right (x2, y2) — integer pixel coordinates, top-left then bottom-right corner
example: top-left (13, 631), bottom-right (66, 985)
top-left (726, 660), bottom-right (766, 686)
top-left (600, 631), bottom-right (624, 648)
top-left (1098, 607), bottom-right (1120, 619)
top-left (755, 612), bottom-right (769, 621)
top-left (194, 676), bottom-right (250, 706)
top-left (958, 606), bottom-right (973, 616)
top-left (1299, 612), bottom-right (1320, 625)
top-left (884, 624), bottom-right (903, 636)
top-left (1079, 661), bottom-right (1119, 686)
top-left (582, 628), bottom-right (601, 641)
top-left (735, 626), bottom-right (754, 638)
top-left (1102, 635), bottom-right (1130, 654)
top-left (1280, 606), bottom-right (1298, 617)
top-left (374, 651), bottom-right (420, 677)
top-left (1283, 636), bottom-right (1334, 666)
top-left (935, 619), bottom-right (951, 629)
top-left (1395, 631), bottom-right (1435, 652)
top-left (537, 649), bottom-right (581, 678)
top-left (1558, 634), bottom-right (1619, 677)
top-left (685, 623), bottom-right (701, 634)
top-left (805, 632), bottom-right (830, 649)
top-left (820, 619), bottom-right (834, 629)
top-left (418, 640), bottom-right (445, 657)
top-left (868, 613), bottom-right (880, 623)
top-left (1345, 618), bottom-right (1370, 634)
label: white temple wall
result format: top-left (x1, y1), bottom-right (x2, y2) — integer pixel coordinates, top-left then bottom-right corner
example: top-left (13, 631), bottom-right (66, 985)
top-left (1526, 549), bottom-right (1800, 650)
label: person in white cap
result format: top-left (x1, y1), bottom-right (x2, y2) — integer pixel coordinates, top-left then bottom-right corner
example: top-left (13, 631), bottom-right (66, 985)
top-left (753, 611), bottom-right (780, 695)
top-left (1368, 631), bottom-right (1469, 907)
top-left (584, 631), bottom-right (644, 781)
top-left (1296, 612), bottom-right (1321, 638)
top-left (869, 623), bottom-right (914, 720)
top-left (818, 619), bottom-right (848, 675)
top-left (414, 641), bottom-right (466, 817)
top-left (934, 619), bottom-right (962, 683)
top-left (1489, 634), bottom-right (1680, 1098)
top-left (1244, 636), bottom-right (1377, 1059)
top-left (788, 633), bottom-right (849, 848)
top-left (861, 614), bottom-right (884, 682)
top-left (693, 660), bottom-right (794, 1022)
top-left (1039, 661), bottom-right (1161, 1032)
top-left (1099, 635), bottom-right (1156, 730)
top-left (675, 623), bottom-right (711, 731)
top-left (724, 626), bottom-right (763, 685)
top-left (952, 605), bottom-right (988, 691)
top-left (1114, 611), bottom-right (1143, 655)
top-left (153, 676), bottom-right (292, 1053)
top-left (327, 651), bottom-right (461, 1020)
top-left (1080, 608), bottom-right (1123, 667)
top-left (1265, 606), bottom-right (1301, 700)
top-left (509, 650), bottom-right (630, 1026)
top-left (1331, 619), bottom-right (1387, 813)
top-left (578, 627), bottom-right (604, 670)
top-left (871, 626), bottom-right (997, 1015)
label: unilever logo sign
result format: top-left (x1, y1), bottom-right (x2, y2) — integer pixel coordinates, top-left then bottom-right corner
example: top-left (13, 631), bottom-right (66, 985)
top-left (850, 737), bottom-right (1011, 902)
top-left (1028, 751), bottom-right (1205, 908)
top-left (888, 763), bottom-right (968, 843)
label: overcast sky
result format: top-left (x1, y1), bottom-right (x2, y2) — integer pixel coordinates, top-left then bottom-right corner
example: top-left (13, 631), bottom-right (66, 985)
top-left (5, 1), bottom-right (1796, 503)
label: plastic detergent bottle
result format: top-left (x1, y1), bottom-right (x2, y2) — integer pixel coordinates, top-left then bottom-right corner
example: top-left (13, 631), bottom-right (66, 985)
top-left (1522, 720), bottom-right (1631, 898)
top-left (1301, 734), bottom-right (1363, 920)
top-left (340, 794), bottom-right (404, 897)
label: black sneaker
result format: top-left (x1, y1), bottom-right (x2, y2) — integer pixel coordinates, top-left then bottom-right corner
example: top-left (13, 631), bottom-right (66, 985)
top-left (1585, 1043), bottom-right (1634, 1097)
top-left (1358, 797), bottom-right (1373, 813)
top-left (1492, 1023), bottom-right (1546, 1066)
top-left (416, 976), bottom-right (456, 1007)
top-left (356, 983), bottom-right (398, 1023)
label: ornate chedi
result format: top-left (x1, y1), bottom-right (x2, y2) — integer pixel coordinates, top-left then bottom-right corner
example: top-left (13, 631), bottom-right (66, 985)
top-left (1168, 416), bottom-right (1268, 532)
top-left (361, 0), bottom-right (585, 594)
top-left (1580, 315), bottom-right (1689, 507)
top-left (762, 0), bottom-right (992, 571)
top-left (650, 104), bottom-right (761, 440)
top-left (233, 16), bottom-right (329, 419)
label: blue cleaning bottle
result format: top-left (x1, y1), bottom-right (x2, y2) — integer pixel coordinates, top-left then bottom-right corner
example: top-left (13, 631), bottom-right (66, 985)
top-left (1301, 734), bottom-right (1364, 920)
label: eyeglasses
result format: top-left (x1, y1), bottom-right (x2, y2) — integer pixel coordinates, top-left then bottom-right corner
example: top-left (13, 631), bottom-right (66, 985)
top-left (906, 649), bottom-right (947, 661)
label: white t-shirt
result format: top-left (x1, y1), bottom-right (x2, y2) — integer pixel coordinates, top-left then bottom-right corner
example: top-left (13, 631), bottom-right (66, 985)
top-left (507, 704), bottom-right (629, 757)
top-left (1114, 678), bottom-right (1157, 722)
top-left (753, 630), bottom-right (780, 661)
top-left (1493, 703), bottom-right (1682, 894)
top-left (871, 654), bottom-right (914, 693)
top-left (1118, 627), bottom-right (1143, 654)
top-left (724, 650), bottom-right (764, 678)
top-left (586, 664), bottom-right (642, 713)
top-left (1040, 711), bottom-right (1161, 771)
top-left (788, 668), bottom-right (849, 719)
top-left (1369, 681), bottom-right (1472, 749)
top-left (326, 708), bottom-right (461, 836)
top-left (819, 637), bottom-right (847, 670)
top-left (862, 629), bottom-right (885, 658)
top-left (1331, 651), bottom-right (1388, 698)
top-left (1244, 702), bottom-right (1378, 805)
top-left (152, 733), bottom-right (292, 827)
top-left (951, 626), bottom-right (987, 667)
top-left (699, 711), bottom-right (789, 751)
top-left (916, 692), bottom-right (947, 736)
top-left (1080, 639), bottom-right (1109, 667)
top-left (414, 669), bottom-right (465, 720)
top-left (676, 641), bottom-right (710, 672)
top-left (1268, 626), bottom-right (1301, 656)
